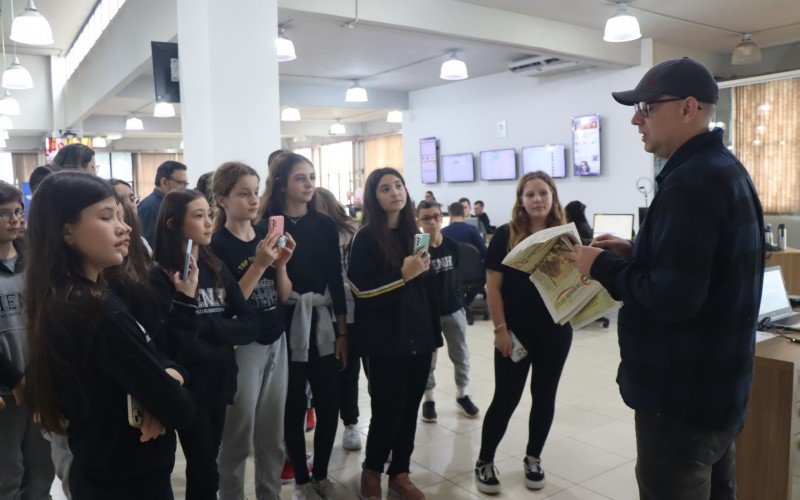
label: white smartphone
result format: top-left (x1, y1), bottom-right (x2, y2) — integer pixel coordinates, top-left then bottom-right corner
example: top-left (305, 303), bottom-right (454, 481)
top-left (413, 233), bottom-right (431, 255)
top-left (509, 331), bottom-right (529, 363)
top-left (182, 239), bottom-right (193, 281)
top-left (127, 394), bottom-right (143, 429)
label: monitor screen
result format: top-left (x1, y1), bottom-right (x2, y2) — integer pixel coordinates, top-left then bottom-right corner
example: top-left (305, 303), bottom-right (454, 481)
top-left (593, 214), bottom-right (634, 239)
top-left (522, 144), bottom-right (566, 178)
top-left (479, 149), bottom-right (517, 181)
top-left (442, 153), bottom-right (475, 183)
top-left (420, 137), bottom-right (438, 184)
top-left (572, 114), bottom-right (601, 176)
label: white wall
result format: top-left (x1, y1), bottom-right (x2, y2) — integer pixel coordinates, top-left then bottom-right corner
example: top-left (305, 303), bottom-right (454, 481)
top-left (402, 54), bottom-right (653, 227)
top-left (11, 55), bottom-right (53, 132)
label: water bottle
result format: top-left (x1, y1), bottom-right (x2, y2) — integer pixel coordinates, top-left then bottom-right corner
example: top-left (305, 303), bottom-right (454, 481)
top-left (765, 224), bottom-right (774, 247)
top-left (778, 224), bottom-right (787, 251)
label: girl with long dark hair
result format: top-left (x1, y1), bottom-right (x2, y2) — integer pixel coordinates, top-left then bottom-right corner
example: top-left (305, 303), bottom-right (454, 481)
top-left (258, 153), bottom-right (347, 499)
top-left (348, 167), bottom-right (441, 500)
top-left (25, 171), bottom-right (195, 499)
top-left (210, 161), bottom-right (294, 499)
top-left (474, 171), bottom-right (573, 494)
top-left (150, 189), bottom-right (260, 500)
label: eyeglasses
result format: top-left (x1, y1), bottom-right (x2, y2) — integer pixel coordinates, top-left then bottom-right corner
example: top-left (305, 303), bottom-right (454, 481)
top-left (0, 208), bottom-right (24, 223)
top-left (419, 213), bottom-right (442, 224)
top-left (168, 177), bottom-right (190, 188)
top-left (634, 98), bottom-right (703, 118)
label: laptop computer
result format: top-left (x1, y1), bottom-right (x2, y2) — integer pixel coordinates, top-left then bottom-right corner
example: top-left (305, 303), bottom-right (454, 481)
top-left (759, 266), bottom-right (800, 329)
top-left (593, 213), bottom-right (634, 240)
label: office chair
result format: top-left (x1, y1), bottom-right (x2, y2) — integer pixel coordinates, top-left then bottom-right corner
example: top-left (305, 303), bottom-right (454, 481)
top-left (456, 243), bottom-right (489, 325)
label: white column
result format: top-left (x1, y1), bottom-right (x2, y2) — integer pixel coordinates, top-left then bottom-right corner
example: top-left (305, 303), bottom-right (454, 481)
top-left (177, 0), bottom-right (281, 182)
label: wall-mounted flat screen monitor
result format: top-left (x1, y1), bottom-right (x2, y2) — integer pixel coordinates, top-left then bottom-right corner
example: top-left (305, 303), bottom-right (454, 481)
top-left (420, 137), bottom-right (438, 184)
top-left (442, 153), bottom-right (475, 183)
top-left (480, 148), bottom-right (517, 181)
top-left (522, 144), bottom-right (566, 178)
top-left (593, 213), bottom-right (634, 240)
top-left (572, 114), bottom-right (601, 176)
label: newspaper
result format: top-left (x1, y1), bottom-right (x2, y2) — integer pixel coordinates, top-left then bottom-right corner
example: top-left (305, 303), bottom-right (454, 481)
top-left (502, 223), bottom-right (620, 328)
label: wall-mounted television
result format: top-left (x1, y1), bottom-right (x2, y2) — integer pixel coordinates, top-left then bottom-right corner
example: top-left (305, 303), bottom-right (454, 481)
top-left (571, 114), bottom-right (601, 176)
top-left (420, 137), bottom-right (439, 184)
top-left (442, 153), bottom-right (475, 183)
top-left (480, 148), bottom-right (517, 181)
top-left (522, 144), bottom-right (566, 178)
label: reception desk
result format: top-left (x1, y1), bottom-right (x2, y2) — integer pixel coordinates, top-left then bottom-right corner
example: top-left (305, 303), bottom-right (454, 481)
top-left (766, 248), bottom-right (800, 294)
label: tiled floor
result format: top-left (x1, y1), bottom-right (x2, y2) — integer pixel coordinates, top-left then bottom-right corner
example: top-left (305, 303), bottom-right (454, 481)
top-left (53, 315), bottom-right (643, 499)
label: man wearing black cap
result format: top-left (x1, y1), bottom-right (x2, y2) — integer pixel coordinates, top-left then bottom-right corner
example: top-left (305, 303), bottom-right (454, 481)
top-left (567, 58), bottom-right (764, 499)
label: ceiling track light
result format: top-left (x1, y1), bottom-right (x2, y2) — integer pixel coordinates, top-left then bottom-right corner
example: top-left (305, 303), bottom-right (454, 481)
top-left (10, 0), bottom-right (54, 46)
top-left (345, 81), bottom-right (368, 102)
top-left (440, 52), bottom-right (468, 80)
top-left (281, 107), bottom-right (301, 121)
top-left (603, 2), bottom-right (641, 42)
top-left (731, 33), bottom-right (762, 65)
top-left (276, 26), bottom-right (297, 62)
top-left (125, 114), bottom-right (143, 131)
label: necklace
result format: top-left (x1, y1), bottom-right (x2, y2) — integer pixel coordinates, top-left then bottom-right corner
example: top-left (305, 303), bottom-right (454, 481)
top-left (287, 214), bottom-right (305, 224)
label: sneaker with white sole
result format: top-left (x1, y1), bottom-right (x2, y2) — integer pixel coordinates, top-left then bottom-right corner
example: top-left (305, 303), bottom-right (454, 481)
top-left (342, 424), bottom-right (362, 450)
top-left (314, 477), bottom-right (337, 499)
top-left (421, 401), bottom-right (437, 423)
top-left (474, 460), bottom-right (501, 494)
top-left (523, 455), bottom-right (545, 490)
top-left (456, 395), bottom-right (480, 418)
top-left (293, 482), bottom-right (323, 500)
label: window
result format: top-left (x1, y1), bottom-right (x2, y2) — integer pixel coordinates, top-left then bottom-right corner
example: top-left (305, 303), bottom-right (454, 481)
top-left (66, 0), bottom-right (128, 79)
top-left (319, 142), bottom-right (353, 204)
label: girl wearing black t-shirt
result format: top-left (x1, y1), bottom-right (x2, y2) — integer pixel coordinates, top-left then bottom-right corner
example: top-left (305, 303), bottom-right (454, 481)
top-left (151, 189), bottom-right (260, 500)
top-left (25, 171), bottom-right (195, 499)
top-left (258, 153), bottom-right (347, 499)
top-left (475, 171), bottom-right (573, 494)
top-left (210, 161), bottom-right (294, 499)
top-left (348, 167), bottom-right (441, 500)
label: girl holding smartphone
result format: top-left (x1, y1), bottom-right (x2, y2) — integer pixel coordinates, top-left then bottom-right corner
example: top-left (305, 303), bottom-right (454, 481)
top-left (474, 171), bottom-right (573, 494)
top-left (151, 189), bottom-right (260, 500)
top-left (25, 171), bottom-right (195, 499)
top-left (347, 167), bottom-right (441, 500)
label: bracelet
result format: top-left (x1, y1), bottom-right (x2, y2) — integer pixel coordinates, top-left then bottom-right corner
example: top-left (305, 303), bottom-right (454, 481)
top-left (493, 323), bottom-right (507, 333)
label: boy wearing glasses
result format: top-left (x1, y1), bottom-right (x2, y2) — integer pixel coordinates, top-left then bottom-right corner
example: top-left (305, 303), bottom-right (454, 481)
top-left (417, 200), bottom-right (479, 423)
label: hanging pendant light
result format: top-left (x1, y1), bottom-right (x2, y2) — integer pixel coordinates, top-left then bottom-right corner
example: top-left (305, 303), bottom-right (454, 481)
top-left (125, 114), bottom-right (144, 130)
top-left (276, 27), bottom-right (297, 62)
top-left (154, 101), bottom-right (176, 118)
top-left (440, 52), bottom-right (468, 80)
top-left (0, 130), bottom-right (8, 140)
top-left (2, 57), bottom-right (33, 90)
top-left (10, 0), bottom-right (54, 46)
top-left (329, 119), bottom-right (346, 135)
top-left (0, 116), bottom-right (14, 130)
top-left (603, 2), bottom-right (641, 42)
top-left (345, 81), bottom-right (368, 103)
top-left (0, 90), bottom-right (20, 115)
top-left (281, 107), bottom-right (301, 121)
top-left (92, 137), bottom-right (107, 148)
top-left (387, 110), bottom-right (403, 124)
top-left (731, 33), bottom-right (762, 65)
top-left (0, 138), bottom-right (6, 148)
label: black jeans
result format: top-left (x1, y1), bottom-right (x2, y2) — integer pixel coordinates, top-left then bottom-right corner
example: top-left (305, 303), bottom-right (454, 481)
top-left (479, 325), bottom-right (572, 461)
top-left (285, 341), bottom-right (340, 484)
top-left (364, 352), bottom-right (432, 476)
top-left (635, 412), bottom-right (741, 500)
top-left (338, 324), bottom-right (369, 426)
top-left (177, 404), bottom-right (227, 500)
top-left (69, 464), bottom-right (174, 500)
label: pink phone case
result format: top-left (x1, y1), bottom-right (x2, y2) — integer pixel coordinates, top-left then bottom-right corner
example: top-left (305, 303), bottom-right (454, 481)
top-left (268, 215), bottom-right (285, 235)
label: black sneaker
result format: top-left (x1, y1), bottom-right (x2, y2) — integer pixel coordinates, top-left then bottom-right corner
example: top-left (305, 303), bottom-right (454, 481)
top-left (523, 456), bottom-right (545, 490)
top-left (456, 395), bottom-right (480, 418)
top-left (474, 460), bottom-right (501, 494)
top-left (421, 401), bottom-right (437, 423)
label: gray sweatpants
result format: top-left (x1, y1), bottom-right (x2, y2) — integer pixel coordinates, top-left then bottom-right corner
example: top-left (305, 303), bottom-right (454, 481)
top-left (426, 308), bottom-right (470, 392)
top-left (218, 335), bottom-right (288, 500)
top-left (0, 400), bottom-right (54, 500)
top-left (43, 432), bottom-right (71, 499)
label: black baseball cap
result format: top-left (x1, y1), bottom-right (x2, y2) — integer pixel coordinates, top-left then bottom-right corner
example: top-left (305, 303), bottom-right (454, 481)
top-left (612, 57), bottom-right (718, 106)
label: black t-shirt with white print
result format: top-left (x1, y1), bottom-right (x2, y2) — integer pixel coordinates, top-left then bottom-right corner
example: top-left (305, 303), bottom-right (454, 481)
top-left (211, 223), bottom-right (283, 345)
top-left (429, 235), bottom-right (462, 316)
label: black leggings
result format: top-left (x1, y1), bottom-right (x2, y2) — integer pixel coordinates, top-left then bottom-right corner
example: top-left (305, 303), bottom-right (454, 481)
top-left (177, 404), bottom-right (227, 500)
top-left (285, 340), bottom-right (340, 484)
top-left (479, 325), bottom-right (572, 461)
top-left (338, 324), bottom-right (369, 426)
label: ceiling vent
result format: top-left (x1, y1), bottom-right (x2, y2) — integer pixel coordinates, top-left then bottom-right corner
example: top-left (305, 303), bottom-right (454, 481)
top-left (507, 55), bottom-right (585, 77)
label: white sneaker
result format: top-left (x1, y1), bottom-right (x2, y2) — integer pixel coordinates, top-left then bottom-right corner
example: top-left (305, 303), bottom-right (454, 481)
top-left (315, 477), bottom-right (337, 499)
top-left (342, 424), bottom-right (362, 450)
top-left (293, 482), bottom-right (323, 500)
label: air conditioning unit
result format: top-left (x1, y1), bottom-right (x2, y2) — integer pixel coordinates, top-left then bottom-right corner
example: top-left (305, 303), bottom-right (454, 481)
top-left (507, 55), bottom-right (585, 77)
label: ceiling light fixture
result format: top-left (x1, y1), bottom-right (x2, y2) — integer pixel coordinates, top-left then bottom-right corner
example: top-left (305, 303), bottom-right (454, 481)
top-left (603, 2), bottom-right (641, 42)
top-left (387, 110), bottom-right (403, 123)
top-left (276, 26), bottom-right (297, 62)
top-left (92, 137), bottom-right (107, 148)
top-left (154, 101), bottom-right (176, 118)
top-left (329, 120), bottom-right (346, 135)
top-left (10, 0), bottom-right (54, 46)
top-left (0, 130), bottom-right (8, 140)
top-left (0, 138), bottom-right (6, 148)
top-left (281, 107), bottom-right (301, 121)
top-left (345, 81), bottom-right (368, 102)
top-left (125, 114), bottom-right (143, 131)
top-left (2, 57), bottom-right (33, 90)
top-left (0, 90), bottom-right (20, 115)
top-left (0, 116), bottom-right (13, 129)
top-left (106, 133), bottom-right (122, 141)
top-left (440, 52), bottom-right (468, 80)
top-left (731, 33), bottom-right (762, 65)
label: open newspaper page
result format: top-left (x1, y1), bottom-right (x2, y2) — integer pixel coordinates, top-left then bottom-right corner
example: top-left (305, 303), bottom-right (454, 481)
top-left (569, 289), bottom-right (621, 329)
top-left (501, 223), bottom-right (580, 274)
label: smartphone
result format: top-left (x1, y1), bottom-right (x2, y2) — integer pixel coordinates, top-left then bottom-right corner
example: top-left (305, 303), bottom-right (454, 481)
top-left (268, 215), bottom-right (285, 236)
top-left (127, 394), bottom-right (143, 429)
top-left (182, 239), bottom-right (193, 281)
top-left (509, 331), bottom-right (529, 363)
top-left (413, 233), bottom-right (431, 255)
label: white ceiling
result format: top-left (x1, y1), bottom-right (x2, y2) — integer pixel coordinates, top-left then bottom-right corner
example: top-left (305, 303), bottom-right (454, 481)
top-left (1, 0), bottom-right (97, 56)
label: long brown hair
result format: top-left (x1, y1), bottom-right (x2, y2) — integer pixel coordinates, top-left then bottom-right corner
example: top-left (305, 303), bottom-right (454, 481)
top-left (257, 152), bottom-right (317, 221)
top-left (211, 161), bottom-right (260, 231)
top-left (105, 200), bottom-right (152, 292)
top-left (508, 171), bottom-right (565, 249)
top-left (361, 167), bottom-right (418, 272)
top-left (315, 187), bottom-right (357, 238)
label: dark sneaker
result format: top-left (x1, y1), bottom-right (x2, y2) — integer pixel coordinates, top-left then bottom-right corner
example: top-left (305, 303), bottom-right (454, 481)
top-left (524, 455), bottom-right (545, 489)
top-left (456, 395), bottom-right (480, 418)
top-left (421, 401), bottom-right (437, 423)
top-left (474, 460), bottom-right (501, 494)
